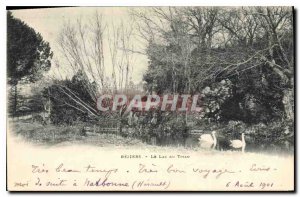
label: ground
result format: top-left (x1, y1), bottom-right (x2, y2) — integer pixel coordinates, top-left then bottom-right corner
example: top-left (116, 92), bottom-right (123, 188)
top-left (8, 119), bottom-right (145, 147)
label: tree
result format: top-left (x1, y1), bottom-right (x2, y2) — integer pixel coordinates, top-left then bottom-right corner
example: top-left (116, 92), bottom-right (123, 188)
top-left (108, 21), bottom-right (135, 92)
top-left (135, 7), bottom-right (293, 124)
top-left (43, 71), bottom-right (98, 125)
top-left (7, 11), bottom-right (53, 116)
top-left (57, 12), bottom-right (106, 99)
top-left (56, 11), bottom-right (137, 122)
top-left (216, 7), bottom-right (294, 122)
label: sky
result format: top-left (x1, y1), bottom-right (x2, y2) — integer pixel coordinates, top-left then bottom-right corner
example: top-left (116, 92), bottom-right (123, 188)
top-left (11, 7), bottom-right (149, 84)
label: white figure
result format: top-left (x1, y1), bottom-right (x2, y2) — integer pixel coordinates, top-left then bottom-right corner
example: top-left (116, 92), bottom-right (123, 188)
top-left (230, 133), bottom-right (246, 152)
top-left (198, 131), bottom-right (217, 149)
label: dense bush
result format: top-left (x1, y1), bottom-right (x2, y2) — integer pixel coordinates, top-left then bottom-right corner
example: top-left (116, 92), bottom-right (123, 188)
top-left (43, 70), bottom-right (97, 125)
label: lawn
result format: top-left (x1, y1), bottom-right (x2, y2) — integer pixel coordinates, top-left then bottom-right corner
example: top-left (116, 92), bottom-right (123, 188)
top-left (8, 119), bottom-right (144, 147)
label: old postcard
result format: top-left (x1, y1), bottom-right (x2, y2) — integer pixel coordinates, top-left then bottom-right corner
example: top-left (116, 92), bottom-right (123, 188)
top-left (6, 7), bottom-right (294, 191)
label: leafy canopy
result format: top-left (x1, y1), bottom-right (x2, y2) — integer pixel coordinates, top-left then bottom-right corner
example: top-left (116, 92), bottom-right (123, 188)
top-left (7, 11), bottom-right (53, 85)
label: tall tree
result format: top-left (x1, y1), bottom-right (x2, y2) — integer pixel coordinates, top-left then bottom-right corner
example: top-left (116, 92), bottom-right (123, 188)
top-left (135, 7), bottom-right (293, 123)
top-left (7, 11), bottom-right (53, 116)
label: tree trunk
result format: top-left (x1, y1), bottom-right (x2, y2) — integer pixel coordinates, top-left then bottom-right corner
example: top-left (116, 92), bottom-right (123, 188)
top-left (13, 84), bottom-right (18, 117)
top-left (282, 88), bottom-right (294, 121)
top-left (266, 48), bottom-right (293, 121)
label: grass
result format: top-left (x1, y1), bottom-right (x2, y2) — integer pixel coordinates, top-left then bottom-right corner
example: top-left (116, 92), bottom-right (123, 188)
top-left (8, 119), bottom-right (144, 147)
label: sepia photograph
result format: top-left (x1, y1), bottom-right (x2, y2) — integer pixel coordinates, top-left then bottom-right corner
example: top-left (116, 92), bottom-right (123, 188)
top-left (6, 6), bottom-right (295, 191)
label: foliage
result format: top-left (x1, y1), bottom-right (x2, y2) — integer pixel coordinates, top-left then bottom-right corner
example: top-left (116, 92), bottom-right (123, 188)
top-left (43, 71), bottom-right (97, 125)
top-left (7, 11), bottom-right (53, 117)
top-left (201, 79), bottom-right (233, 121)
top-left (7, 11), bottom-right (53, 85)
top-left (139, 7), bottom-right (294, 127)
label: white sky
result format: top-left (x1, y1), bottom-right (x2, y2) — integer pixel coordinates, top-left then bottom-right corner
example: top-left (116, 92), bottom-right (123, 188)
top-left (11, 7), bottom-right (149, 84)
